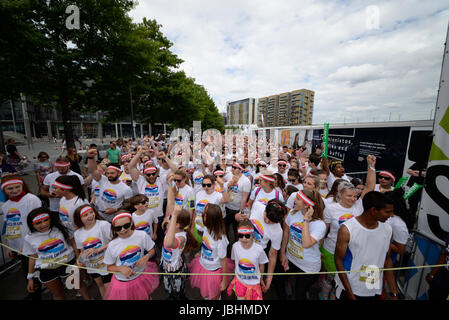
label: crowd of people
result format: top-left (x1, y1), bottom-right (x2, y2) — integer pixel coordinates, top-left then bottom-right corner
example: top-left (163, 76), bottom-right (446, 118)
top-left (1, 133), bottom-right (448, 301)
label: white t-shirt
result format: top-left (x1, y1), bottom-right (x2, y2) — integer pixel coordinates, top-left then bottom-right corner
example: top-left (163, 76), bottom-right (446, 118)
top-left (285, 210), bottom-right (326, 272)
top-left (103, 230), bottom-right (155, 282)
top-left (385, 215), bottom-right (409, 245)
top-left (192, 170), bottom-right (205, 194)
top-left (158, 167), bottom-right (171, 199)
top-left (133, 209), bottom-right (159, 239)
top-left (225, 175), bottom-right (251, 211)
top-left (59, 196), bottom-right (88, 232)
top-left (327, 172), bottom-right (351, 190)
top-left (161, 231), bottom-right (186, 271)
top-left (231, 241), bottom-right (268, 286)
top-left (135, 176), bottom-right (164, 218)
top-left (23, 227), bottom-right (75, 270)
top-left (94, 176), bottom-right (133, 220)
top-left (249, 187), bottom-right (284, 218)
top-left (194, 190), bottom-right (224, 231)
top-left (200, 229), bottom-right (229, 271)
top-left (249, 207), bottom-right (283, 250)
top-left (74, 220), bottom-right (112, 275)
top-left (1, 193), bottom-right (42, 251)
top-left (322, 200), bottom-right (364, 255)
top-left (174, 184), bottom-right (196, 211)
top-left (44, 170), bottom-right (85, 212)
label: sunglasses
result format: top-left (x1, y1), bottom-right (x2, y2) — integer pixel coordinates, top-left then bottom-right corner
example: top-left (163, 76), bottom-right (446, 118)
top-left (278, 164), bottom-right (287, 167)
top-left (138, 200), bottom-right (148, 205)
top-left (146, 173), bottom-right (157, 177)
top-left (113, 222), bottom-right (132, 232)
top-left (288, 179), bottom-right (297, 183)
top-left (215, 175), bottom-right (224, 178)
top-left (238, 233), bottom-right (251, 239)
top-left (174, 179), bottom-right (183, 183)
top-left (202, 183), bottom-right (212, 188)
top-left (379, 176), bottom-right (391, 181)
top-left (232, 166), bottom-right (241, 170)
top-left (157, 158), bottom-right (166, 162)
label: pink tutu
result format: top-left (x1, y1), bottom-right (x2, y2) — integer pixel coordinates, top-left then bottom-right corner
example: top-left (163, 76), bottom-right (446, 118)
top-left (105, 261), bottom-right (160, 300)
top-left (189, 256), bottom-right (234, 300)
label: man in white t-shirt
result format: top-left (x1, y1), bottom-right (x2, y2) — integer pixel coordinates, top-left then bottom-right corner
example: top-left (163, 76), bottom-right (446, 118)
top-left (87, 149), bottom-right (133, 222)
top-left (224, 162), bottom-right (251, 240)
top-left (41, 156), bottom-right (85, 215)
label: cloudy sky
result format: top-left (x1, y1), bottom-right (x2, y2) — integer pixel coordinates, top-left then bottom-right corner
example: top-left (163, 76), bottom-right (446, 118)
top-left (129, 0), bottom-right (449, 125)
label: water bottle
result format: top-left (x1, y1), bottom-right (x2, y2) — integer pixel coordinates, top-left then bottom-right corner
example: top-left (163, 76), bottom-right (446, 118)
top-left (242, 203), bottom-right (250, 218)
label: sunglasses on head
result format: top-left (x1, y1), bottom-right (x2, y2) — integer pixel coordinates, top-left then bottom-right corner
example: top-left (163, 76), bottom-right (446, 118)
top-left (238, 233), bottom-right (251, 239)
top-left (113, 222), bottom-right (131, 232)
top-left (202, 183), bottom-right (212, 188)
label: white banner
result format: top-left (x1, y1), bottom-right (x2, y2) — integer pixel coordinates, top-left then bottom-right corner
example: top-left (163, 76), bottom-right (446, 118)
top-left (417, 22), bottom-right (449, 243)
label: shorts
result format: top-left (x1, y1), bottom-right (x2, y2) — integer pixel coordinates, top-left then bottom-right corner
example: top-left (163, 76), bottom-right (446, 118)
top-left (38, 258), bottom-right (76, 284)
top-left (320, 246), bottom-right (336, 274)
top-left (90, 273), bottom-right (113, 284)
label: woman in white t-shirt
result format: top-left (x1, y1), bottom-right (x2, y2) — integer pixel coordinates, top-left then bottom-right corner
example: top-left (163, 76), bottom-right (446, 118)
top-left (189, 203), bottom-right (234, 300)
top-left (279, 189), bottom-right (326, 300)
top-left (1, 176), bottom-right (43, 300)
top-left (53, 175), bottom-right (88, 233)
top-left (193, 175), bottom-right (229, 243)
top-left (103, 211), bottom-right (159, 300)
top-left (74, 204), bottom-right (112, 299)
top-left (226, 220), bottom-right (269, 300)
top-left (23, 207), bottom-right (91, 300)
top-left (248, 171), bottom-right (284, 220)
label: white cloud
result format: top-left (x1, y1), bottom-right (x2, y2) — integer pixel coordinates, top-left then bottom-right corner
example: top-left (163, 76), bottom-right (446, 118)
top-left (129, 0), bottom-right (449, 124)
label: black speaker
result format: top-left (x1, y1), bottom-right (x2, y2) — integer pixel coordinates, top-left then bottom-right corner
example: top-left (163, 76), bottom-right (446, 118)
top-left (407, 130), bottom-right (433, 163)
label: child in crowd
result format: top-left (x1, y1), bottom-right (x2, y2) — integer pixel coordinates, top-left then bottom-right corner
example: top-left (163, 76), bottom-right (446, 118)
top-left (227, 220), bottom-right (269, 300)
top-left (131, 194), bottom-right (159, 241)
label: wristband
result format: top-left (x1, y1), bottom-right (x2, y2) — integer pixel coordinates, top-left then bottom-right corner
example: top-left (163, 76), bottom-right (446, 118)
top-left (369, 166), bottom-right (376, 172)
top-left (27, 273), bottom-right (36, 280)
top-left (87, 156), bottom-right (95, 160)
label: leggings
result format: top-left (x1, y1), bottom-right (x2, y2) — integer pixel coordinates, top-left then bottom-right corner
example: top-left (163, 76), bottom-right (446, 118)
top-left (160, 260), bottom-right (188, 300)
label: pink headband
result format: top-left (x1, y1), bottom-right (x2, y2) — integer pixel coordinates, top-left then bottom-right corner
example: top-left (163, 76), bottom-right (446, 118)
top-left (379, 171), bottom-right (395, 182)
top-left (278, 160), bottom-right (288, 165)
top-left (112, 212), bottom-right (132, 225)
top-left (80, 206), bottom-right (93, 217)
top-left (214, 170), bottom-right (225, 175)
top-left (296, 190), bottom-right (315, 207)
top-left (260, 174), bottom-right (275, 182)
top-left (1, 179), bottom-right (24, 191)
top-left (55, 162), bottom-right (70, 167)
top-left (237, 227), bottom-right (254, 234)
top-left (107, 166), bottom-right (121, 172)
top-left (33, 213), bottom-right (50, 224)
top-left (144, 160), bottom-right (153, 167)
top-left (144, 167), bottom-right (157, 174)
top-left (52, 181), bottom-right (73, 190)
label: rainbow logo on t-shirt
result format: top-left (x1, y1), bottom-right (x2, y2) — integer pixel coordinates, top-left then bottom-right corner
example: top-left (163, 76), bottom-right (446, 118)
top-left (194, 175), bottom-right (204, 185)
top-left (231, 183), bottom-right (239, 193)
top-left (201, 237), bottom-right (213, 257)
top-left (93, 185), bottom-right (101, 197)
top-left (175, 193), bottom-right (183, 206)
top-left (38, 238), bottom-right (65, 254)
top-left (251, 219), bottom-right (264, 243)
top-left (102, 189), bottom-right (118, 202)
top-left (290, 222), bottom-right (303, 242)
top-left (238, 259), bottom-right (256, 274)
top-left (119, 245), bottom-right (141, 264)
top-left (196, 199), bottom-right (209, 213)
top-left (258, 198), bottom-right (269, 206)
top-left (162, 243), bottom-right (173, 261)
top-left (82, 237), bottom-right (102, 250)
top-left (59, 207), bottom-right (69, 222)
top-left (6, 208), bottom-right (21, 222)
top-left (145, 184), bottom-right (158, 195)
top-left (338, 213), bottom-right (354, 226)
top-left (135, 221), bottom-right (150, 234)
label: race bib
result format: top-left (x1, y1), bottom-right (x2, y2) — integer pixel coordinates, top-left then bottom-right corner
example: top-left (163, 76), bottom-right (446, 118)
top-left (287, 239), bottom-right (303, 259)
